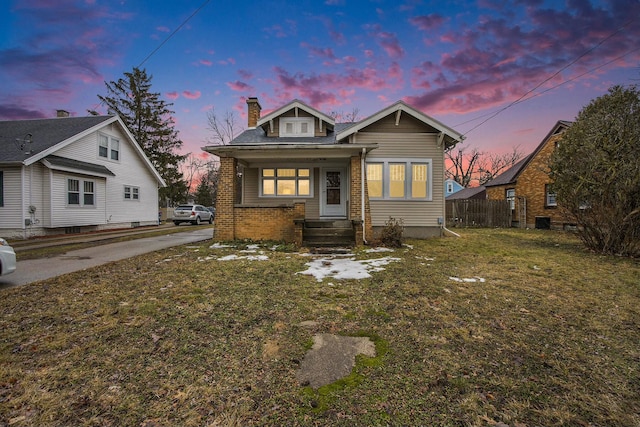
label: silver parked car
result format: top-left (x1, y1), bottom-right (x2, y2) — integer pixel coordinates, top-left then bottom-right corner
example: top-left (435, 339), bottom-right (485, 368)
top-left (0, 238), bottom-right (17, 276)
top-left (172, 204), bottom-right (214, 226)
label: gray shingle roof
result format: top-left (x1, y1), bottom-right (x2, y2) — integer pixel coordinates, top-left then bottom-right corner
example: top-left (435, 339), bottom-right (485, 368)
top-left (230, 122), bottom-right (354, 145)
top-left (0, 116), bottom-right (113, 162)
top-left (44, 155), bottom-right (115, 176)
top-left (483, 154), bottom-right (532, 187)
top-left (446, 185), bottom-right (486, 200)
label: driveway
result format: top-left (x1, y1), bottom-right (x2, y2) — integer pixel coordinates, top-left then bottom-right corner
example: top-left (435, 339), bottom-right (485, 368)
top-left (0, 228), bottom-right (212, 289)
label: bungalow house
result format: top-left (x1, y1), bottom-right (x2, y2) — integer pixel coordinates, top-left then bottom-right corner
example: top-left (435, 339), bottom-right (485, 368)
top-left (0, 112), bottom-right (166, 239)
top-left (484, 120), bottom-right (571, 229)
top-left (202, 98), bottom-right (463, 246)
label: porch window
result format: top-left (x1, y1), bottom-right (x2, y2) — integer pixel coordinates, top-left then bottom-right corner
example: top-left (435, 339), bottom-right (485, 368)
top-left (366, 159), bottom-right (432, 200)
top-left (261, 168), bottom-right (311, 197)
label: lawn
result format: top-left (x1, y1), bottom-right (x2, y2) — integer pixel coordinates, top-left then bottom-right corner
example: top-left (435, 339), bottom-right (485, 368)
top-left (1, 229), bottom-right (638, 426)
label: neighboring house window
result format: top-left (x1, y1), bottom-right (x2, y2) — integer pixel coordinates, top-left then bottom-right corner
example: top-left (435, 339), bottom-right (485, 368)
top-left (279, 118), bottom-right (314, 137)
top-left (68, 178), bottom-right (95, 206)
top-left (506, 188), bottom-right (515, 210)
top-left (124, 186), bottom-right (140, 200)
top-left (545, 184), bottom-right (557, 207)
top-left (0, 171), bottom-right (3, 207)
top-left (366, 159), bottom-right (432, 200)
top-left (99, 133), bottom-right (120, 161)
top-left (446, 181), bottom-right (454, 194)
top-left (261, 168), bottom-right (311, 197)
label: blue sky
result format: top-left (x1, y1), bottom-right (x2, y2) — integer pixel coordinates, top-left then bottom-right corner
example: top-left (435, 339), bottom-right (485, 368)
top-left (1, 0), bottom-right (639, 159)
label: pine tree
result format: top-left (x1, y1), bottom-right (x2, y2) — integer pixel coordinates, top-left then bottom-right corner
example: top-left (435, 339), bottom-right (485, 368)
top-left (96, 67), bottom-right (188, 204)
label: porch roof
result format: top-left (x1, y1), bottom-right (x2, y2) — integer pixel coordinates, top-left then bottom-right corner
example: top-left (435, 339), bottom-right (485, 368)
top-left (202, 142), bottom-right (378, 161)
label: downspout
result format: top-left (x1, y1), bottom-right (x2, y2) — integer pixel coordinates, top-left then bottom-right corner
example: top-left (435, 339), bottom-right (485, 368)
top-left (361, 147), bottom-right (367, 244)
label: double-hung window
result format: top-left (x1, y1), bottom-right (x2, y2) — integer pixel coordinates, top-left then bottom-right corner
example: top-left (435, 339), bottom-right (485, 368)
top-left (506, 189), bottom-right (516, 210)
top-left (366, 160), bottom-right (432, 200)
top-left (99, 133), bottom-right (120, 161)
top-left (545, 184), bottom-right (557, 207)
top-left (261, 168), bottom-right (311, 197)
top-left (68, 178), bottom-right (95, 207)
top-left (124, 185), bottom-right (140, 201)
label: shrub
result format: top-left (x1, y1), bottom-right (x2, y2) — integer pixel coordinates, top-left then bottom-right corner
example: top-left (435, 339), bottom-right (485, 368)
top-left (378, 217), bottom-right (404, 248)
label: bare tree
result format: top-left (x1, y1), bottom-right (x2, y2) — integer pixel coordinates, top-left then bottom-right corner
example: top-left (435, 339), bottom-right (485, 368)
top-left (476, 146), bottom-right (525, 185)
top-left (329, 108), bottom-right (361, 123)
top-left (445, 146), bottom-right (482, 187)
top-left (206, 108), bottom-right (242, 145)
top-left (446, 145), bottom-right (525, 187)
top-left (181, 153), bottom-right (220, 197)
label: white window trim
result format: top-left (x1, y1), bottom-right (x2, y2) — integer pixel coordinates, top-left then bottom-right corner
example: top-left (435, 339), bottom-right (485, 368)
top-left (259, 167), bottom-right (314, 198)
top-left (124, 185), bottom-right (140, 201)
top-left (67, 177), bottom-right (96, 207)
top-left (98, 132), bottom-right (121, 162)
top-left (545, 185), bottom-right (557, 207)
top-left (279, 117), bottom-right (314, 137)
top-left (366, 158), bottom-right (433, 201)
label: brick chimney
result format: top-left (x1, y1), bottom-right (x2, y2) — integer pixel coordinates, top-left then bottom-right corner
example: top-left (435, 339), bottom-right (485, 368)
top-left (56, 109), bottom-right (70, 118)
top-left (246, 97), bottom-right (261, 128)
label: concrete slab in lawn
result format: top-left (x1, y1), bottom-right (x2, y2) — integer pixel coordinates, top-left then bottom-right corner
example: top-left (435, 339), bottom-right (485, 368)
top-left (297, 333), bottom-right (376, 389)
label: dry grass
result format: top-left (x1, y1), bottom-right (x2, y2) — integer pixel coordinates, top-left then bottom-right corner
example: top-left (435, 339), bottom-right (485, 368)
top-left (0, 229), bottom-right (638, 426)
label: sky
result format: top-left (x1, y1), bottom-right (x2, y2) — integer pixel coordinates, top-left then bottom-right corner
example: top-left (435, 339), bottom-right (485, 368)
top-left (1, 0), bottom-right (639, 160)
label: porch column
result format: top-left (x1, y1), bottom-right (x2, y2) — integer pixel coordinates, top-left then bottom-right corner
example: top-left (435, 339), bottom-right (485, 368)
top-left (214, 157), bottom-right (237, 241)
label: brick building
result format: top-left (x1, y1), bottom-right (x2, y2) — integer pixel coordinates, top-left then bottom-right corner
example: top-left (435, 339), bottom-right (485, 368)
top-left (485, 121), bottom-right (572, 229)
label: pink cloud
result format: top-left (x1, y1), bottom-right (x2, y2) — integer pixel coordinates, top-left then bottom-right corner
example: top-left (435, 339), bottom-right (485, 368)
top-left (156, 26), bottom-right (170, 33)
top-left (366, 25), bottom-right (405, 59)
top-left (166, 92), bottom-right (179, 100)
top-left (238, 69), bottom-right (253, 80)
top-left (227, 81), bottom-right (255, 92)
top-left (182, 90), bottom-right (201, 100)
top-left (199, 59), bottom-right (213, 66)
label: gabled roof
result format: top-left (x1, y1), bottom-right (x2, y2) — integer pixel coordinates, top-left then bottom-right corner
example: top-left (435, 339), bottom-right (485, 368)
top-left (231, 122), bottom-right (352, 145)
top-left (484, 120), bottom-right (571, 188)
top-left (336, 100), bottom-right (464, 149)
top-left (257, 99), bottom-right (335, 128)
top-left (0, 115), bottom-right (165, 186)
top-left (0, 116), bottom-right (113, 162)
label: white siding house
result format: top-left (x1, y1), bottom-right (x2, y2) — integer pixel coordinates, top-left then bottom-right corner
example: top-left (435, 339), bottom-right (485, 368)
top-left (0, 115), bottom-right (165, 239)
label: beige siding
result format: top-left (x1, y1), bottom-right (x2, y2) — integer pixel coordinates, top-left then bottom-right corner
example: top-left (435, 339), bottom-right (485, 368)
top-left (361, 132), bottom-right (444, 227)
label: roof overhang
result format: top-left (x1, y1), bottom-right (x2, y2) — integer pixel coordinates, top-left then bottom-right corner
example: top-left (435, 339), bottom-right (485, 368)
top-left (336, 100), bottom-right (464, 149)
top-left (202, 143), bottom-right (377, 161)
top-left (42, 155), bottom-right (115, 178)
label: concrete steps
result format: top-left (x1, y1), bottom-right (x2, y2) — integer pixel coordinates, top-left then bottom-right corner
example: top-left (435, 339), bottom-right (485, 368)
top-left (302, 220), bottom-right (355, 247)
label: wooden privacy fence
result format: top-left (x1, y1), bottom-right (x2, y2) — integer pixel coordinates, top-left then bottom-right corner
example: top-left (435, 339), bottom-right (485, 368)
top-left (446, 199), bottom-right (512, 228)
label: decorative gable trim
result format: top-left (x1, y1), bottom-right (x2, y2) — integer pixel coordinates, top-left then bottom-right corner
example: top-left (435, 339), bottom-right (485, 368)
top-left (257, 99), bottom-right (335, 127)
top-left (336, 101), bottom-right (463, 149)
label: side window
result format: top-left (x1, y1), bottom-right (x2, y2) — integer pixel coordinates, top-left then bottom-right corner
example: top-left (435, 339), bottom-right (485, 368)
top-left (68, 179), bottom-right (80, 205)
top-left (99, 133), bottom-right (121, 162)
top-left (124, 186), bottom-right (140, 201)
top-left (506, 189), bottom-right (515, 210)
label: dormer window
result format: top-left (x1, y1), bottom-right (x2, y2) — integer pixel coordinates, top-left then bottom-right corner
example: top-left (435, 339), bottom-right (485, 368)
top-left (280, 117), bottom-right (314, 137)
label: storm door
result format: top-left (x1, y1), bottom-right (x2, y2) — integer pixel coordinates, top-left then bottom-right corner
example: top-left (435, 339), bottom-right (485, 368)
top-left (320, 168), bottom-right (347, 218)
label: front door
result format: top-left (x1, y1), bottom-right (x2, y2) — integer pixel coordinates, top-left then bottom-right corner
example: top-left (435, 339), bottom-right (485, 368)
top-left (320, 168), bottom-right (347, 218)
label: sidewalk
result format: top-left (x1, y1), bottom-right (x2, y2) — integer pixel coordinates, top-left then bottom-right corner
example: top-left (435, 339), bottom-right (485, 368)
top-left (10, 222), bottom-right (188, 252)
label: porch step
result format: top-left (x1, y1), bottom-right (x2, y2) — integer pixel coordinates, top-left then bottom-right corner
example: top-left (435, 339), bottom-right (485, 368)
top-left (302, 220), bottom-right (355, 247)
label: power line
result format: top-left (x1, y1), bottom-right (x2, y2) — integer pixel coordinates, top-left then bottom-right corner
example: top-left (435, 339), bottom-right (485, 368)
top-left (138, 0), bottom-right (211, 68)
top-left (454, 45), bottom-right (640, 128)
top-left (457, 19), bottom-right (635, 137)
